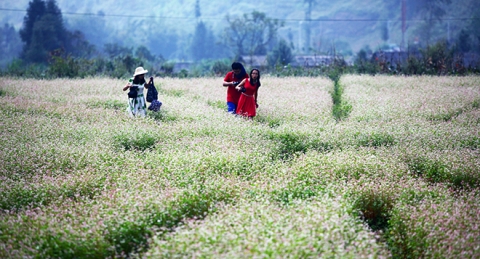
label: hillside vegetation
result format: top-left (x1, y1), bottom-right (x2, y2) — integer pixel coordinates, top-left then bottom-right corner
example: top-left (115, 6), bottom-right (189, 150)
top-left (2, 0), bottom-right (478, 58)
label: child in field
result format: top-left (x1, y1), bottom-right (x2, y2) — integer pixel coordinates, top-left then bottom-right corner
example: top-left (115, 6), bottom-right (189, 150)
top-left (235, 68), bottom-right (261, 118)
top-left (123, 67), bottom-right (152, 117)
top-left (222, 62), bottom-right (249, 114)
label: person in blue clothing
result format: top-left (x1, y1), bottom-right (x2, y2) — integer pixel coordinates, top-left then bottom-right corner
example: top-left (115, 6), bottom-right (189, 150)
top-left (222, 62), bottom-right (249, 114)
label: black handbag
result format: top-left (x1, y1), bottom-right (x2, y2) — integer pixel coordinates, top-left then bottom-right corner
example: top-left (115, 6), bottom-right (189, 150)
top-left (146, 83), bottom-right (158, 102)
top-left (127, 85), bottom-right (138, 99)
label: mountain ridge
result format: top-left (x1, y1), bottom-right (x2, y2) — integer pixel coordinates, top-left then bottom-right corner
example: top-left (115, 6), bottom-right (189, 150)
top-left (1, 0), bottom-right (476, 59)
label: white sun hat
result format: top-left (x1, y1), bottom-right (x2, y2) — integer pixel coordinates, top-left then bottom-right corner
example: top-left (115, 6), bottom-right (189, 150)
top-left (133, 66), bottom-right (148, 77)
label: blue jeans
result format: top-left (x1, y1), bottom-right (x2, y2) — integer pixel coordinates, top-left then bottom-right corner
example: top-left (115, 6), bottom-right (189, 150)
top-left (227, 102), bottom-right (237, 114)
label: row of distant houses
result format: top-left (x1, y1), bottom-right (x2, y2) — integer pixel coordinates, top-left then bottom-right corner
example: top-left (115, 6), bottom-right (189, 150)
top-left (172, 52), bottom-right (480, 72)
top-left (172, 55), bottom-right (340, 72)
top-left (240, 55), bottom-right (340, 68)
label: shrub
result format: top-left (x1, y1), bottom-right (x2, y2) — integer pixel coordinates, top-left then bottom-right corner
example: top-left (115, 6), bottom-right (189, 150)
top-left (48, 55), bottom-right (80, 78)
top-left (349, 183), bottom-right (397, 231)
top-left (113, 131), bottom-right (157, 151)
top-left (387, 195), bottom-right (480, 259)
top-left (330, 75), bottom-right (352, 121)
top-left (161, 62), bottom-right (175, 76)
top-left (206, 99), bottom-right (226, 110)
top-left (36, 233), bottom-right (111, 259)
top-left (211, 59), bottom-right (231, 76)
top-left (356, 132), bottom-right (396, 148)
top-left (354, 55), bottom-right (379, 75)
top-left (460, 136), bottom-right (479, 149)
top-left (422, 41), bottom-right (454, 76)
top-left (309, 138), bottom-right (335, 152)
top-left (268, 131), bottom-right (309, 160)
top-left (119, 189), bottom-right (235, 255)
top-left (273, 186), bottom-right (318, 205)
top-left (107, 221), bottom-right (150, 256)
top-left (403, 55), bottom-right (425, 75)
top-left (147, 108), bottom-right (178, 122)
top-left (332, 101), bottom-right (352, 121)
top-left (254, 113), bottom-right (282, 128)
top-left (406, 155), bottom-right (480, 189)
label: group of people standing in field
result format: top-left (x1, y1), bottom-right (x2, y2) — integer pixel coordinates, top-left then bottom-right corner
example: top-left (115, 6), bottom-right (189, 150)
top-left (123, 62), bottom-right (260, 119)
top-left (222, 62), bottom-right (261, 118)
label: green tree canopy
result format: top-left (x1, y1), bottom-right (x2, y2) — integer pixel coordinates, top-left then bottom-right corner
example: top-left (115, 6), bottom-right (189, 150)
top-left (135, 45), bottom-right (155, 62)
top-left (20, 0), bottom-right (67, 63)
top-left (191, 21), bottom-right (217, 61)
top-left (19, 0), bottom-right (93, 64)
top-left (267, 39), bottom-right (293, 67)
top-left (224, 11), bottom-right (283, 57)
top-left (19, 0), bottom-right (46, 47)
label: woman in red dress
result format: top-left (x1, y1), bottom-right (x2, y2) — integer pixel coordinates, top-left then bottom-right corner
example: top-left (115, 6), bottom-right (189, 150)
top-left (235, 68), bottom-right (261, 118)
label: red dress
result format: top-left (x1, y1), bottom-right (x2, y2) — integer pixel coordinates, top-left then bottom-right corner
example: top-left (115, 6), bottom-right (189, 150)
top-left (224, 71), bottom-right (249, 105)
top-left (236, 79), bottom-right (259, 117)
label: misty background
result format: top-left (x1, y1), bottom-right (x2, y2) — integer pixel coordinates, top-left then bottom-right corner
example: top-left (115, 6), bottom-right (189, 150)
top-left (1, 0), bottom-right (479, 70)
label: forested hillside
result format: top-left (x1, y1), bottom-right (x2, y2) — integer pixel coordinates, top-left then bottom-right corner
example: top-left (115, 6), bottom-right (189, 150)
top-left (1, 0), bottom-right (478, 61)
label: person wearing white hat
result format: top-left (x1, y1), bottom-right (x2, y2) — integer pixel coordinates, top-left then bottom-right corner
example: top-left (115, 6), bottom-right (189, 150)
top-left (123, 66), bottom-right (152, 117)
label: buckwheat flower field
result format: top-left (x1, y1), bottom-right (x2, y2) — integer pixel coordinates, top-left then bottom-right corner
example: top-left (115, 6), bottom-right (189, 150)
top-left (0, 75), bottom-right (479, 258)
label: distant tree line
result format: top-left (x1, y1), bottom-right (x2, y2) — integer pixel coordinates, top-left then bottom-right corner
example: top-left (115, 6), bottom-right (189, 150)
top-left (1, 0), bottom-right (479, 78)
top-left (0, 0), bottom-right (293, 78)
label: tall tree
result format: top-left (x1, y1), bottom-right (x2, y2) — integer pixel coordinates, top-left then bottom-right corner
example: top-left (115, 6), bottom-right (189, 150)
top-left (19, 0), bottom-right (46, 47)
top-left (19, 0), bottom-right (81, 63)
top-left (0, 24), bottom-right (22, 67)
top-left (44, 0), bottom-right (68, 48)
top-left (224, 11), bottom-right (283, 57)
top-left (191, 21), bottom-right (216, 61)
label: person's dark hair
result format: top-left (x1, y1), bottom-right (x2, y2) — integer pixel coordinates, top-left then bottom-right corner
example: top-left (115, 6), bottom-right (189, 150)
top-left (250, 68), bottom-right (261, 88)
top-left (231, 62), bottom-right (242, 70)
top-left (231, 62), bottom-right (247, 80)
top-left (132, 75), bottom-right (146, 85)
